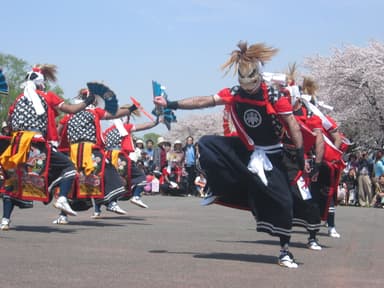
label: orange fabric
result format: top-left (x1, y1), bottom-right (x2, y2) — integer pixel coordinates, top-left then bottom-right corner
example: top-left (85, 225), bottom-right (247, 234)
top-left (70, 142), bottom-right (95, 176)
top-left (111, 149), bottom-right (120, 168)
top-left (0, 131), bottom-right (36, 169)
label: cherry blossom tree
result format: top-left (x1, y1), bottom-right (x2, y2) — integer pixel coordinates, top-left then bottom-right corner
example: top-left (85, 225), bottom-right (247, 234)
top-left (304, 40), bottom-right (384, 149)
top-left (165, 110), bottom-right (223, 142)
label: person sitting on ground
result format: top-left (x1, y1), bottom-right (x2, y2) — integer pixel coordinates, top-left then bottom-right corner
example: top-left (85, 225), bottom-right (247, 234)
top-left (194, 172), bottom-right (207, 197)
top-left (371, 174), bottom-right (384, 208)
top-left (159, 162), bottom-right (184, 196)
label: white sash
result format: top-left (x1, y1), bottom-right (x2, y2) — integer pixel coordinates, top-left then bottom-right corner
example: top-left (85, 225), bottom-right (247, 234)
top-left (113, 119), bottom-right (128, 137)
top-left (24, 81), bottom-right (45, 115)
top-left (247, 144), bottom-right (281, 186)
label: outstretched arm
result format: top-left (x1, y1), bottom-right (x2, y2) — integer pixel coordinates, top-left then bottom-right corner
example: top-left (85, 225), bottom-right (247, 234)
top-left (134, 118), bottom-right (160, 132)
top-left (154, 94), bottom-right (224, 110)
top-left (103, 108), bottom-right (129, 120)
top-left (58, 101), bottom-right (88, 114)
top-left (58, 92), bottom-right (96, 114)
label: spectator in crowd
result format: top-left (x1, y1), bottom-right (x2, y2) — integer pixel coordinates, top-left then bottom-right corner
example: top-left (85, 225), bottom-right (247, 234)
top-left (136, 159), bottom-right (146, 175)
top-left (136, 139), bottom-right (145, 152)
top-left (347, 153), bottom-right (359, 171)
top-left (148, 170), bottom-right (161, 194)
top-left (145, 139), bottom-right (154, 158)
top-left (357, 151), bottom-right (373, 207)
top-left (130, 138), bottom-right (144, 163)
top-left (167, 140), bottom-right (186, 193)
top-left (0, 121), bottom-right (10, 136)
top-left (371, 174), bottom-right (384, 208)
top-left (159, 161), bottom-right (185, 196)
top-left (194, 172), bottom-right (207, 197)
top-left (140, 151), bottom-right (150, 174)
top-left (169, 140), bottom-right (185, 168)
top-left (373, 150), bottom-right (384, 182)
top-left (153, 137), bottom-right (171, 171)
top-left (144, 139), bottom-right (155, 171)
top-left (341, 167), bottom-right (358, 206)
top-left (183, 136), bottom-right (197, 196)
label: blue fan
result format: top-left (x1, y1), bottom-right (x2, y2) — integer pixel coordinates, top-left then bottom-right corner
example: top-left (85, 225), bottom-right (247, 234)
top-left (152, 80), bottom-right (177, 130)
top-left (163, 108), bottom-right (177, 130)
top-left (152, 80), bottom-right (164, 117)
top-left (86, 82), bottom-right (118, 115)
top-left (0, 69), bottom-right (8, 96)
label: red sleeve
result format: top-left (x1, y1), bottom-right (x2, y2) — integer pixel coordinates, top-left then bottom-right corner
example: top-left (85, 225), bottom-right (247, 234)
top-left (273, 97), bottom-right (292, 114)
top-left (45, 91), bottom-right (64, 108)
top-left (216, 88), bottom-right (233, 104)
top-left (306, 115), bottom-right (323, 131)
top-left (94, 107), bottom-right (107, 118)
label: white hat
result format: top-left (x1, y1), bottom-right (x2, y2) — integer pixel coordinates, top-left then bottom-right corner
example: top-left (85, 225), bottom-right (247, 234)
top-left (173, 140), bottom-right (182, 145)
top-left (157, 137), bottom-right (171, 145)
top-left (1, 121), bottom-right (7, 129)
top-left (136, 139), bottom-right (144, 144)
top-left (157, 137), bottom-right (170, 145)
top-left (157, 137), bottom-right (165, 145)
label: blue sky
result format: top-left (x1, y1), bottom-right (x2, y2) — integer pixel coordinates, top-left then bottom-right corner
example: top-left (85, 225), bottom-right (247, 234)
top-left (2, 0), bottom-right (384, 134)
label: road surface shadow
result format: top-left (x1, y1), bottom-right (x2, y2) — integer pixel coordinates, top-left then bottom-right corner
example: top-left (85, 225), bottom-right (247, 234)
top-left (254, 239), bottom-right (329, 249)
top-left (12, 225), bottom-right (78, 233)
top-left (70, 220), bottom-right (127, 227)
top-left (148, 249), bottom-right (296, 265)
top-left (215, 239), bottom-right (329, 249)
top-left (100, 216), bottom-right (147, 221)
top-left (78, 217), bottom-right (152, 226)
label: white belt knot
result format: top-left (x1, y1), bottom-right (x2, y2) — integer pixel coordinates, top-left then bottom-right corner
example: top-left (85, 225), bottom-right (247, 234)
top-left (247, 144), bottom-right (281, 186)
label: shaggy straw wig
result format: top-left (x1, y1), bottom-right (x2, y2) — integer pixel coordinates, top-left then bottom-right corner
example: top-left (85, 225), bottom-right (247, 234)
top-left (302, 77), bottom-right (318, 96)
top-left (286, 62), bottom-right (297, 84)
top-left (33, 64), bottom-right (58, 82)
top-left (221, 41), bottom-right (278, 76)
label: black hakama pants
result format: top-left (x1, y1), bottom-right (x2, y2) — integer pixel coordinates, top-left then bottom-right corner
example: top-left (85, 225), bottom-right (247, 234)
top-left (198, 135), bottom-right (293, 238)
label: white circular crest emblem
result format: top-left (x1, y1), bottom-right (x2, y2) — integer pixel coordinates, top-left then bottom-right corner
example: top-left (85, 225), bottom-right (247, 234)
top-left (243, 109), bottom-right (262, 128)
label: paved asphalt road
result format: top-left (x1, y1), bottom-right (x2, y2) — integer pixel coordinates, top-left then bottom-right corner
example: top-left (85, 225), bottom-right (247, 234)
top-left (0, 195), bottom-right (382, 288)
